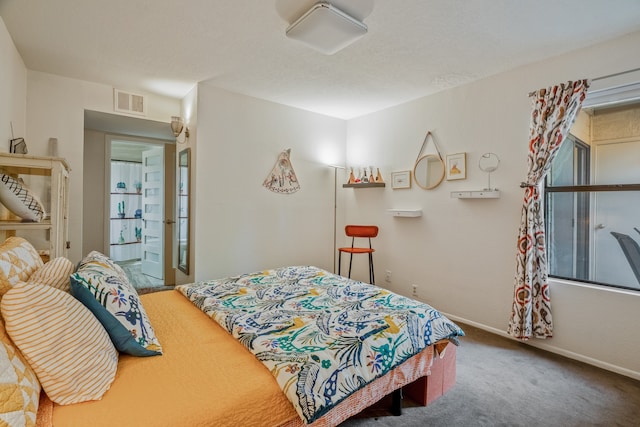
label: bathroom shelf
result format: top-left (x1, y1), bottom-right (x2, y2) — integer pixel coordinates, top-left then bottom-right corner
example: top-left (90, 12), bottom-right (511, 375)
top-left (450, 190), bottom-right (500, 199)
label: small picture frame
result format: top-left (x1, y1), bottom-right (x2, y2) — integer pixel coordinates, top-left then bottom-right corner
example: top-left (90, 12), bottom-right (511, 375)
top-left (446, 152), bottom-right (466, 181)
top-left (391, 170), bottom-right (412, 189)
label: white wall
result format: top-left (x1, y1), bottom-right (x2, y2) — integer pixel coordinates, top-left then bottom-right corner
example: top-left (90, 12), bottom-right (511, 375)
top-left (0, 17), bottom-right (26, 151)
top-left (193, 85), bottom-right (346, 281)
top-left (344, 30), bottom-right (640, 379)
top-left (25, 71), bottom-right (181, 262)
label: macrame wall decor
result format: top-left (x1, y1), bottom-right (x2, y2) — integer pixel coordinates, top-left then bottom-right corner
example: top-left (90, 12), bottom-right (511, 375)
top-left (263, 148), bottom-right (300, 194)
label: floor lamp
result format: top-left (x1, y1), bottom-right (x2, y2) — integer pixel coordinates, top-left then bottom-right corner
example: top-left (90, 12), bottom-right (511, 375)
top-left (328, 165), bottom-right (345, 273)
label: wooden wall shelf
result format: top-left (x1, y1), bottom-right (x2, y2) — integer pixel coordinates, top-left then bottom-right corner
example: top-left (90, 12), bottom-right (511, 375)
top-left (343, 182), bottom-right (385, 188)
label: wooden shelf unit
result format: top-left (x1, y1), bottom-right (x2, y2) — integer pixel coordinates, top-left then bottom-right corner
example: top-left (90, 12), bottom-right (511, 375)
top-left (0, 153), bottom-right (70, 259)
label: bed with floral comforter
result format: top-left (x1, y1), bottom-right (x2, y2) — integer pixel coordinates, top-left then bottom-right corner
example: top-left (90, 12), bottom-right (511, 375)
top-left (177, 266), bottom-right (464, 424)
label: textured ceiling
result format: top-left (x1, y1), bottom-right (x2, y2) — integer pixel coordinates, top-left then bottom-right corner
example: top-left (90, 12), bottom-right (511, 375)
top-left (2, 0), bottom-right (640, 119)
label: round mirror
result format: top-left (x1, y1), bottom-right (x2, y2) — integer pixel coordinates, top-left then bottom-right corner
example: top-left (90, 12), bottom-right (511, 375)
top-left (413, 154), bottom-right (445, 190)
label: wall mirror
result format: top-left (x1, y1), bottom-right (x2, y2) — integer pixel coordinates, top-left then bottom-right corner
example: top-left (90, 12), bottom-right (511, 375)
top-left (413, 154), bottom-right (445, 189)
top-left (177, 148), bottom-right (190, 274)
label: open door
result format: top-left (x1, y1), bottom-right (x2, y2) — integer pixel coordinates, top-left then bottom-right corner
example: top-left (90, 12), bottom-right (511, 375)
top-left (141, 147), bottom-right (164, 279)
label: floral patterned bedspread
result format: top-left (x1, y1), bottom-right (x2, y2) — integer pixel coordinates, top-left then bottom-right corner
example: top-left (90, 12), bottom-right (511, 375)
top-left (177, 266), bottom-right (464, 424)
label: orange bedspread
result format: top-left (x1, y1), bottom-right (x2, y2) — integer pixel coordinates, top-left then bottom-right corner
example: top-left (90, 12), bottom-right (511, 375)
top-left (51, 290), bottom-right (300, 427)
top-left (44, 290), bottom-right (440, 427)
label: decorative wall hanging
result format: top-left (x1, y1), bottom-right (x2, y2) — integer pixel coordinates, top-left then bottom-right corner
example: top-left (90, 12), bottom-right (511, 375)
top-left (445, 152), bottom-right (466, 181)
top-left (263, 148), bottom-right (300, 194)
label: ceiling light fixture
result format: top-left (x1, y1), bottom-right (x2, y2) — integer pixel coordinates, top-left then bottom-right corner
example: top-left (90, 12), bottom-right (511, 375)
top-left (286, 2), bottom-right (367, 55)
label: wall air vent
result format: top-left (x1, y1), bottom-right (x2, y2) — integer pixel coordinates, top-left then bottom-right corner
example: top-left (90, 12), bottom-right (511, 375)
top-left (113, 89), bottom-right (146, 116)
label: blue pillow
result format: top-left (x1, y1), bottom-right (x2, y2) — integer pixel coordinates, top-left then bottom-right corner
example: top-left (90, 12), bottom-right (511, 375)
top-left (70, 251), bottom-right (162, 357)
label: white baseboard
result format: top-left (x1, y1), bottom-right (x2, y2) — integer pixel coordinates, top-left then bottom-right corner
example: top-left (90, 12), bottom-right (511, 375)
top-left (444, 313), bottom-right (640, 382)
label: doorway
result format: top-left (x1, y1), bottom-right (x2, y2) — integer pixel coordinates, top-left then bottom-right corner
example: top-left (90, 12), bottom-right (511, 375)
top-left (108, 137), bottom-right (176, 287)
top-left (83, 110), bottom-right (176, 288)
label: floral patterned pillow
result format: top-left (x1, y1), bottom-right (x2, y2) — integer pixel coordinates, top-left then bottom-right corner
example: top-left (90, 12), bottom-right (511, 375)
top-left (70, 251), bottom-right (162, 357)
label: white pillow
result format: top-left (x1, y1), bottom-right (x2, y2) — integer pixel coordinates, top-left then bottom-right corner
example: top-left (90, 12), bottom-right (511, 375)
top-left (1, 284), bottom-right (118, 405)
top-left (0, 174), bottom-right (45, 222)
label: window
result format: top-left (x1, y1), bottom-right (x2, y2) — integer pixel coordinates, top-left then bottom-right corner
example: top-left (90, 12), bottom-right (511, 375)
top-left (546, 101), bottom-right (640, 291)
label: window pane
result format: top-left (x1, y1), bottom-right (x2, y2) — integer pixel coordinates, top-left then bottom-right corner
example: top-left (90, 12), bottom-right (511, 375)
top-left (547, 191), bottom-right (589, 280)
top-left (549, 140), bottom-right (575, 186)
top-left (548, 190), bottom-right (640, 290)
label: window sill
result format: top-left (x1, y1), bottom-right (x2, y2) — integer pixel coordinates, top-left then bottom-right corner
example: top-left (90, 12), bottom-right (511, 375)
top-left (549, 277), bottom-right (640, 296)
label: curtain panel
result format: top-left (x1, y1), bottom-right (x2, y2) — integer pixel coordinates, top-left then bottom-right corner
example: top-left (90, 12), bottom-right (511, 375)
top-left (508, 79), bottom-right (590, 340)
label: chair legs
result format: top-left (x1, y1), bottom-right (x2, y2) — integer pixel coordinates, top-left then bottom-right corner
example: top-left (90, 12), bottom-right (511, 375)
top-left (337, 251), bottom-right (375, 284)
top-left (369, 253), bottom-right (375, 284)
top-left (348, 253), bottom-right (354, 279)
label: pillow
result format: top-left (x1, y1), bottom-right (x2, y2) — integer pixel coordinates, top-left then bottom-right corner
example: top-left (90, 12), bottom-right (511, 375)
top-left (1, 284), bottom-right (118, 405)
top-left (76, 250), bottom-right (129, 282)
top-left (0, 333), bottom-right (40, 427)
top-left (26, 257), bottom-right (74, 293)
top-left (0, 237), bottom-right (44, 300)
top-left (0, 174), bottom-right (45, 222)
top-left (70, 251), bottom-right (162, 357)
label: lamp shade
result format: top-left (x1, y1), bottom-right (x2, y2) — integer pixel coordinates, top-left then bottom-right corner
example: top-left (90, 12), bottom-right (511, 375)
top-left (170, 116), bottom-right (184, 137)
top-left (286, 2), bottom-right (367, 55)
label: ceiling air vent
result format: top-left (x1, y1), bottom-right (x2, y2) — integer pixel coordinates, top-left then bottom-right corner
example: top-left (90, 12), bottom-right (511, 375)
top-left (113, 89), bottom-right (146, 116)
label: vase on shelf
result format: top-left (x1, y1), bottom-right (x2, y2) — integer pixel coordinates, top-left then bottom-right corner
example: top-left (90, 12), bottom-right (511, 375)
top-left (348, 168), bottom-right (356, 184)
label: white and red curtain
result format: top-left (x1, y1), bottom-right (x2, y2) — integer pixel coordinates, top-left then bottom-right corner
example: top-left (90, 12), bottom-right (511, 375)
top-left (508, 80), bottom-right (590, 339)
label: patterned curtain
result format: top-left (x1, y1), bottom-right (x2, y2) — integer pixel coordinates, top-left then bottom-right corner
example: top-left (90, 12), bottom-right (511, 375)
top-left (507, 79), bottom-right (590, 340)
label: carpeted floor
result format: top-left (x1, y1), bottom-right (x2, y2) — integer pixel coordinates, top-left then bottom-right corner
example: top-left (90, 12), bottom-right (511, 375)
top-left (341, 323), bottom-right (640, 427)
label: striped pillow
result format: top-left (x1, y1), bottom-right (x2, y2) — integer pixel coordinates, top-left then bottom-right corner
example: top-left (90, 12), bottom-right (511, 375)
top-left (26, 257), bottom-right (74, 293)
top-left (1, 284), bottom-right (118, 405)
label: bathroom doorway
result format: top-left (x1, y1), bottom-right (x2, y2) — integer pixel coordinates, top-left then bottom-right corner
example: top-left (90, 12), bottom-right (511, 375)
top-left (108, 137), bottom-right (176, 287)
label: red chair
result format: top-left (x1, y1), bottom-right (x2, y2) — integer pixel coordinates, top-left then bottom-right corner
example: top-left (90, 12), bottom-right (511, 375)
top-left (338, 225), bottom-right (379, 284)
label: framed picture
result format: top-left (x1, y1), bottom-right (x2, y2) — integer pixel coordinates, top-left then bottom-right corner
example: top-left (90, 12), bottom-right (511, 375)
top-left (391, 170), bottom-right (412, 189)
top-left (446, 152), bottom-right (466, 181)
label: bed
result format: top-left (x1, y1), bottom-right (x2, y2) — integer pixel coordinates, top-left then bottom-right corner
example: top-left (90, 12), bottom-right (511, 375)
top-left (0, 238), bottom-right (463, 427)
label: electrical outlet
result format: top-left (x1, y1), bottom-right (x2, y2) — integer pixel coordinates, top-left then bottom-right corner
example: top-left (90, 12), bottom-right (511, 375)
top-left (385, 270), bottom-right (392, 283)
top-left (412, 284), bottom-right (418, 297)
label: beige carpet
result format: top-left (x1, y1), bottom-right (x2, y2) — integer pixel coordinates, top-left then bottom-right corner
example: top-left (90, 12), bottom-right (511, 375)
top-left (341, 323), bottom-right (640, 426)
